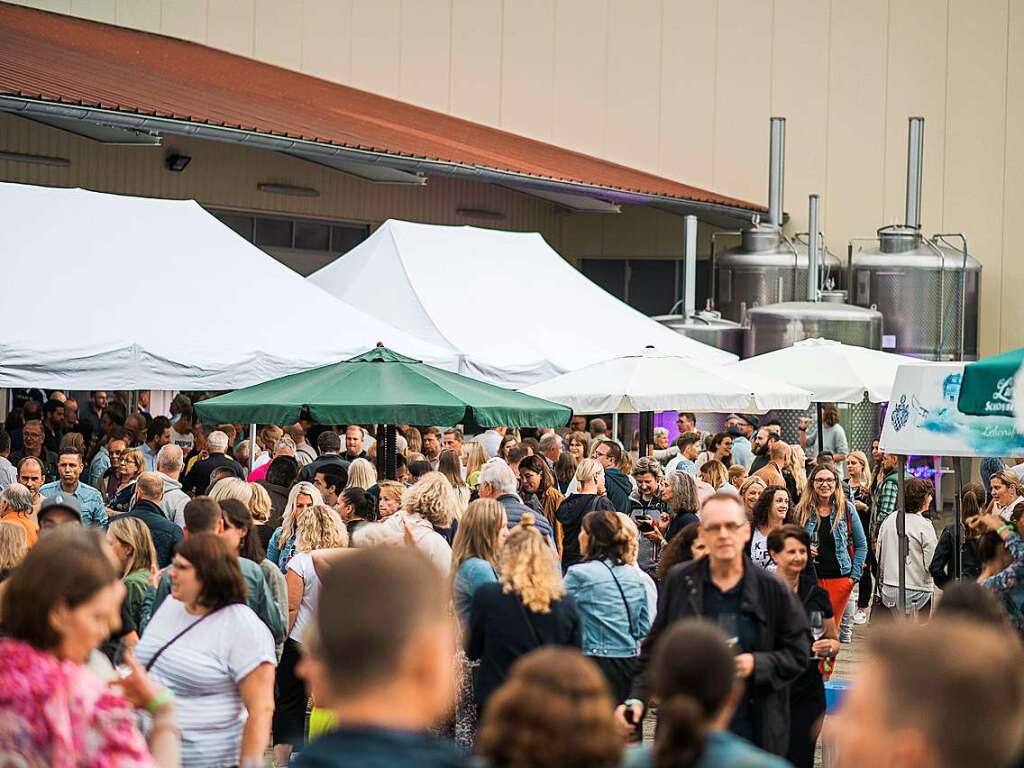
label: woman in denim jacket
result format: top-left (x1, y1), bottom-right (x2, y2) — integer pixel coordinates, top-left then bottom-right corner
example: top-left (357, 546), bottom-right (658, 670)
top-left (564, 508), bottom-right (652, 703)
top-left (795, 463), bottom-right (868, 623)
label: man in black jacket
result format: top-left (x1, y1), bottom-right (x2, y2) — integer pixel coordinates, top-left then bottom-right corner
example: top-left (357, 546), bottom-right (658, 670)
top-left (181, 430), bottom-right (243, 495)
top-left (119, 471), bottom-right (183, 568)
top-left (298, 431), bottom-right (350, 483)
top-left (619, 493), bottom-right (809, 755)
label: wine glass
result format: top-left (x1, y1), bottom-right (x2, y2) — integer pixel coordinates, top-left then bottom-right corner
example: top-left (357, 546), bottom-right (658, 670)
top-left (809, 611), bottom-right (824, 658)
top-left (718, 613), bottom-right (739, 650)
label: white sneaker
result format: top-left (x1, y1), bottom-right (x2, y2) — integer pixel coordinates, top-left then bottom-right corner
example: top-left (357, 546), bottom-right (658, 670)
top-left (853, 610), bottom-right (868, 625)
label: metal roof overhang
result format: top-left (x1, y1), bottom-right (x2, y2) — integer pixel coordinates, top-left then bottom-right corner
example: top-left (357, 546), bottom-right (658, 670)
top-left (0, 95), bottom-right (762, 228)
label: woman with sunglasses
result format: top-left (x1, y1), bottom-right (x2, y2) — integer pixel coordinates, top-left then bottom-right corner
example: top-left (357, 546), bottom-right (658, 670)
top-left (794, 463), bottom-right (868, 623)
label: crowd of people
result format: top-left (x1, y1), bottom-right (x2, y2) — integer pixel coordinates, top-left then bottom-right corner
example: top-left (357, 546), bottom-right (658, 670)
top-left (0, 390), bottom-right (1023, 767)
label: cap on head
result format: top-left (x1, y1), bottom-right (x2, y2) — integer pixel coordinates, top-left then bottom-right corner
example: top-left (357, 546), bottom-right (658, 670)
top-left (38, 493), bottom-right (82, 524)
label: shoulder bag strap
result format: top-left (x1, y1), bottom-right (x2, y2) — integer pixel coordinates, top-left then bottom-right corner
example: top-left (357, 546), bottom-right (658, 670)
top-left (601, 560), bottom-right (638, 640)
top-left (144, 606), bottom-right (222, 672)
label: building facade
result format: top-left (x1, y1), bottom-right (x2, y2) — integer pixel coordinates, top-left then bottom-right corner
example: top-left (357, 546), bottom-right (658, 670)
top-left (3, 0), bottom-right (1022, 356)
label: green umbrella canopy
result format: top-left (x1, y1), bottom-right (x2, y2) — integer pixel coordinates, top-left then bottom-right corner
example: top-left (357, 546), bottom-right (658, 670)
top-left (957, 347), bottom-right (1024, 416)
top-left (194, 345), bottom-right (572, 430)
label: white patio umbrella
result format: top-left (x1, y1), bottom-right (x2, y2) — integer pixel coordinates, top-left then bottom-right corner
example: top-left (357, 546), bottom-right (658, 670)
top-left (730, 337), bottom-right (932, 451)
top-left (520, 347), bottom-right (812, 414)
top-left (728, 338), bottom-right (931, 404)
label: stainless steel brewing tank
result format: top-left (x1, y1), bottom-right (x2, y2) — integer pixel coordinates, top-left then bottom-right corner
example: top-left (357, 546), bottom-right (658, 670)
top-left (743, 301), bottom-right (883, 357)
top-left (849, 228), bottom-right (981, 361)
top-left (715, 227), bottom-right (843, 322)
top-left (651, 310), bottom-right (746, 357)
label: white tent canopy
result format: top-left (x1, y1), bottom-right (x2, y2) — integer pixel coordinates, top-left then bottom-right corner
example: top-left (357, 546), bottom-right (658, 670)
top-left (521, 347), bottom-right (812, 414)
top-left (0, 184), bottom-right (457, 389)
top-left (728, 337), bottom-right (931, 404)
top-left (308, 219), bottom-right (737, 387)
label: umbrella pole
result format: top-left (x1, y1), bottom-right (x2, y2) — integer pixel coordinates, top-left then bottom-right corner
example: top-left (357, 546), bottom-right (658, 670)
top-left (248, 423), bottom-right (257, 475)
top-left (897, 455), bottom-right (907, 617)
top-left (375, 424), bottom-right (398, 482)
top-left (638, 411), bottom-right (654, 458)
top-left (612, 413), bottom-right (619, 445)
top-left (816, 401), bottom-right (824, 457)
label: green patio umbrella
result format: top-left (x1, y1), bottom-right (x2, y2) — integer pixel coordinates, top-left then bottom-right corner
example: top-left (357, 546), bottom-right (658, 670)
top-left (957, 347), bottom-right (1023, 416)
top-left (194, 345), bottom-right (572, 430)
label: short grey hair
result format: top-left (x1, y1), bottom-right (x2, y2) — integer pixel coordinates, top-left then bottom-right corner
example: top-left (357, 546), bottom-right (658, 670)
top-left (207, 430), bottom-right (229, 452)
top-left (273, 436), bottom-right (297, 456)
top-left (156, 443), bottom-right (184, 473)
top-left (1, 483), bottom-right (33, 514)
top-left (479, 459), bottom-right (518, 496)
top-left (539, 433), bottom-right (561, 453)
top-left (654, 427), bottom-right (669, 439)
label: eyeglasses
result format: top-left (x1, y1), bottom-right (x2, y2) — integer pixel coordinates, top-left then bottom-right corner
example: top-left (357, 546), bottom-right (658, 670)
top-left (702, 521), bottom-right (746, 535)
top-left (813, 477), bottom-right (837, 486)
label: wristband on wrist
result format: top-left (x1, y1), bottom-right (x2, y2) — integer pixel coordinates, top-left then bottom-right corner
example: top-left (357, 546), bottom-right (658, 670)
top-left (624, 698), bottom-right (643, 708)
top-left (146, 689), bottom-right (174, 713)
top-left (997, 524), bottom-right (1014, 536)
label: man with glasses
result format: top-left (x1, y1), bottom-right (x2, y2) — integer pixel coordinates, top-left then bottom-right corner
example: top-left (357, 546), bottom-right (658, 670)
top-left (10, 419), bottom-right (57, 482)
top-left (619, 493), bottom-right (809, 755)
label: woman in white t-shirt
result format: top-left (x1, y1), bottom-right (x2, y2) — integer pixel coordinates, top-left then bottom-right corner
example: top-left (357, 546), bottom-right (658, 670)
top-left (136, 532), bottom-right (275, 768)
top-left (748, 485), bottom-right (792, 572)
top-left (276, 504), bottom-right (349, 767)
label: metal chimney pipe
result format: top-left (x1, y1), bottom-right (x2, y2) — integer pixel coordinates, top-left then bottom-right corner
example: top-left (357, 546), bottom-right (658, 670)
top-left (684, 215), bottom-right (697, 317)
top-left (905, 116), bottom-right (924, 230)
top-left (768, 117), bottom-right (786, 229)
top-left (807, 194), bottom-right (820, 302)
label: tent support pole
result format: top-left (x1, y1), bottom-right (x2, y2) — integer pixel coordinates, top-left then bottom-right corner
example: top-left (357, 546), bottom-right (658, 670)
top-left (638, 411), bottom-right (654, 457)
top-left (612, 413), bottom-right (619, 445)
top-left (816, 402), bottom-right (824, 456)
top-left (897, 455), bottom-right (907, 617)
top-left (248, 423), bottom-right (257, 475)
top-left (953, 456), bottom-right (964, 579)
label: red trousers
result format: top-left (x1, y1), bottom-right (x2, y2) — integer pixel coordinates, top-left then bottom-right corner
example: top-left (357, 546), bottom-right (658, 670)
top-left (819, 576), bottom-right (855, 623)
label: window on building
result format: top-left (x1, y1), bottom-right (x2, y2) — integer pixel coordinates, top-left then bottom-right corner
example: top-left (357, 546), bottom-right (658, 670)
top-left (581, 258), bottom-right (712, 317)
top-left (209, 209), bottom-right (369, 275)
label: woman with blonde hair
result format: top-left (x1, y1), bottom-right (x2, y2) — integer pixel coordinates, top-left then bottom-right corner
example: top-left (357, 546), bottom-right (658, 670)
top-left (0, 520), bottom-right (28, 582)
top-left (986, 470), bottom-right (1024, 522)
top-left (275, 503), bottom-right (348, 766)
top-left (267, 481), bottom-right (324, 572)
top-left (107, 447), bottom-right (145, 512)
top-left (739, 475), bottom-right (768, 522)
top-left (382, 471), bottom-right (455, 573)
top-left (404, 426), bottom-right (423, 455)
top-left (699, 459), bottom-right (729, 492)
top-left (467, 511), bottom-right (581, 716)
top-left (376, 480), bottom-right (404, 520)
top-left (556, 458), bottom-right (616, 570)
top-left (105, 516), bottom-right (158, 628)
top-left (345, 457), bottom-right (378, 491)
top-left (795, 463), bottom-right (868, 622)
top-left (438, 448), bottom-right (470, 515)
top-left (450, 498), bottom-right (508, 748)
top-left (464, 442), bottom-right (488, 488)
top-left (788, 444), bottom-right (809, 499)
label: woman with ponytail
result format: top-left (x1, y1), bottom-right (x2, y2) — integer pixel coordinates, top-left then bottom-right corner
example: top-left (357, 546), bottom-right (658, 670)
top-left (621, 620), bottom-right (790, 768)
top-left (564, 509), bottom-right (652, 703)
top-left (930, 482), bottom-right (986, 587)
top-left (467, 511), bottom-right (582, 716)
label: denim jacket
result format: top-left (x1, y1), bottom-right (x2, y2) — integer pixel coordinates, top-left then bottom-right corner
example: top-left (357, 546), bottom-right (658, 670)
top-left (564, 559), bottom-right (652, 657)
top-left (804, 500), bottom-right (868, 582)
